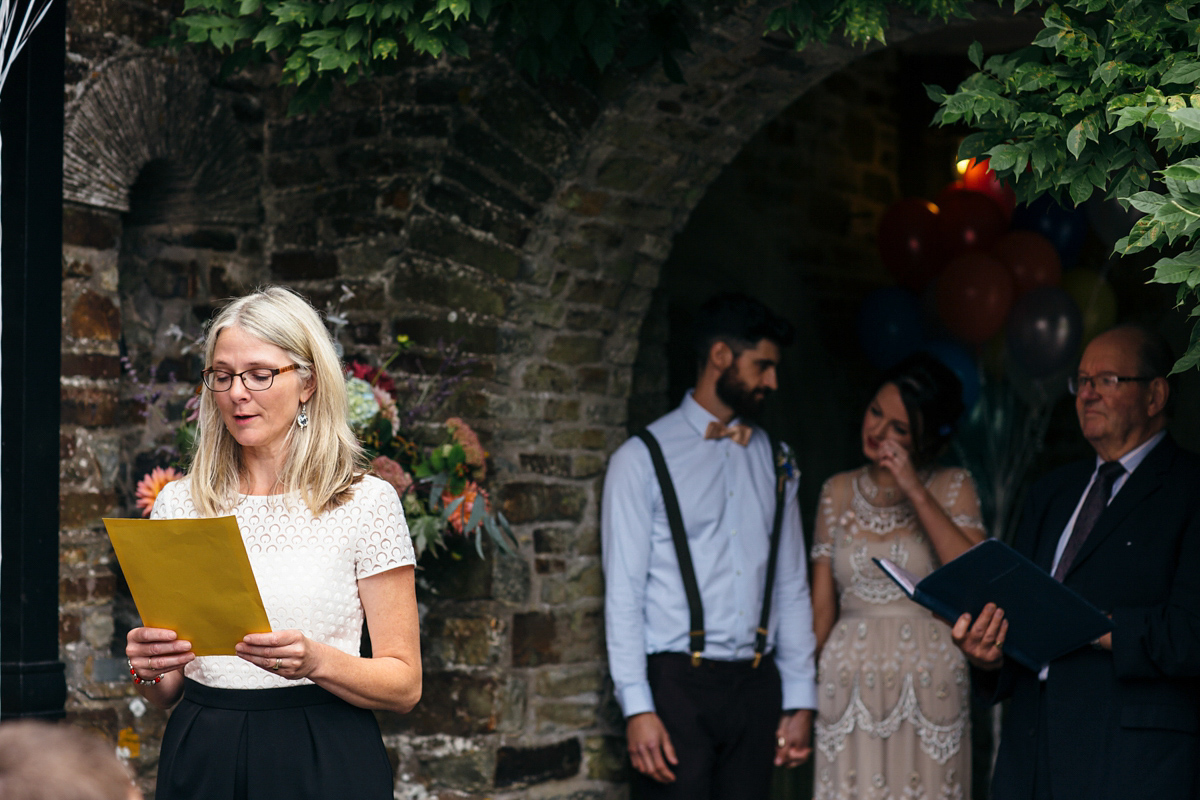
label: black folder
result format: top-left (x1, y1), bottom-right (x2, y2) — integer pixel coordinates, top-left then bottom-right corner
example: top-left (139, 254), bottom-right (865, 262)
top-left (874, 538), bottom-right (1113, 671)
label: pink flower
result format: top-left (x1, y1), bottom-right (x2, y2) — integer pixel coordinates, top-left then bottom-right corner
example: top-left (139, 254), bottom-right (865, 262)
top-left (445, 417), bottom-right (486, 479)
top-left (372, 455), bottom-right (413, 497)
top-left (441, 481), bottom-right (489, 534)
top-left (372, 385), bottom-right (400, 429)
top-left (184, 391), bottom-right (201, 423)
top-left (135, 467), bottom-right (183, 517)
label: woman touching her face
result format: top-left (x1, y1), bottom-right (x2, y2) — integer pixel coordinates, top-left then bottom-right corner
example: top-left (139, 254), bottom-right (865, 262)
top-left (809, 353), bottom-right (985, 800)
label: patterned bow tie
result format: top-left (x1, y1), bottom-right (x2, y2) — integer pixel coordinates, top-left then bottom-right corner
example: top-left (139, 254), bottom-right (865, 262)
top-left (704, 420), bottom-right (753, 446)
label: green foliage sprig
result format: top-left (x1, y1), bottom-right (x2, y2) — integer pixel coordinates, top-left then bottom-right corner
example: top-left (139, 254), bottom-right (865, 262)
top-left (173, 0), bottom-right (681, 114)
top-left (930, 0), bottom-right (1200, 372)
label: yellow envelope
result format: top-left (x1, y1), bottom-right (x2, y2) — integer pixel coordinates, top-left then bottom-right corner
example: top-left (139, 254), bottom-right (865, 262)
top-left (104, 516), bottom-right (272, 656)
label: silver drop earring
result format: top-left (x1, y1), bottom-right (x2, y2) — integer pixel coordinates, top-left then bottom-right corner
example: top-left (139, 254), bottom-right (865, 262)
top-left (296, 402), bottom-right (309, 429)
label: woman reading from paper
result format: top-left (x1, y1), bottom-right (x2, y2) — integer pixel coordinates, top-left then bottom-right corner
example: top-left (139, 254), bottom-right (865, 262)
top-left (809, 353), bottom-right (985, 800)
top-left (124, 287), bottom-right (420, 800)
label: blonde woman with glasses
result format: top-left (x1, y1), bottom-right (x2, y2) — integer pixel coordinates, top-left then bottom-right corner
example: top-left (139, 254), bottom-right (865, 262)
top-left (124, 286), bottom-right (420, 800)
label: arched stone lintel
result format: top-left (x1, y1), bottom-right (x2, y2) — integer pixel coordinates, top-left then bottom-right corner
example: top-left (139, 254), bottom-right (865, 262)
top-left (63, 52), bottom-right (261, 224)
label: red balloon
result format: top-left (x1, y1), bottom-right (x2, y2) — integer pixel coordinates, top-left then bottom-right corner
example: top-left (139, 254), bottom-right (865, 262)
top-left (877, 198), bottom-right (946, 292)
top-left (936, 252), bottom-right (1016, 344)
top-left (991, 230), bottom-right (1062, 296)
top-left (962, 158), bottom-right (1017, 221)
top-left (934, 185), bottom-right (1009, 260)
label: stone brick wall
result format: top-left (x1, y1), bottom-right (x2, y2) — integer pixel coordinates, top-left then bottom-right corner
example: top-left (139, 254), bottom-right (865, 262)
top-left (56, 2), bottom-right (1027, 797)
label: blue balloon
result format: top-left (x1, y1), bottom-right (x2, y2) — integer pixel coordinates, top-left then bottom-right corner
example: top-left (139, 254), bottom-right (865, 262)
top-left (1012, 195), bottom-right (1089, 270)
top-left (857, 287), bottom-right (924, 370)
top-left (921, 339), bottom-right (981, 415)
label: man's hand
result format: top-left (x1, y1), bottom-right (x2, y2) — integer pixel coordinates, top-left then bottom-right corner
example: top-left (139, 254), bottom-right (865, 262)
top-left (774, 709), bottom-right (813, 767)
top-left (951, 603), bottom-right (1008, 670)
top-left (626, 712), bottom-right (678, 783)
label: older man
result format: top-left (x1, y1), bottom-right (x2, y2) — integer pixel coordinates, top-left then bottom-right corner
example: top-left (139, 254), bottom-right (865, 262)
top-left (954, 324), bottom-right (1200, 800)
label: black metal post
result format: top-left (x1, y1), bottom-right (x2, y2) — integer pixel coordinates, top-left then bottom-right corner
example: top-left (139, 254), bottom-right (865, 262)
top-left (0, 0), bottom-right (67, 719)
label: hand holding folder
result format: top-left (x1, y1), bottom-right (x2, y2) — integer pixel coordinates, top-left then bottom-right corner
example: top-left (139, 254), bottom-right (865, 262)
top-left (104, 516), bottom-right (272, 656)
top-left (874, 538), bottom-right (1112, 671)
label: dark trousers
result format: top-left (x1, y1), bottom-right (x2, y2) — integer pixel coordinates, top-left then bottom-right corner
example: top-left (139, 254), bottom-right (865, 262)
top-left (1032, 682), bottom-right (1053, 800)
top-left (635, 653), bottom-right (783, 800)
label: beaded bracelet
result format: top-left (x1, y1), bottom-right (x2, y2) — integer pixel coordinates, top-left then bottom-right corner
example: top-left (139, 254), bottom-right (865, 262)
top-left (128, 658), bottom-right (162, 685)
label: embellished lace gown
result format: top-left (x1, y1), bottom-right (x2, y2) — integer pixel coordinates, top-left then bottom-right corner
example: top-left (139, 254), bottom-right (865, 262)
top-left (811, 467), bottom-right (984, 800)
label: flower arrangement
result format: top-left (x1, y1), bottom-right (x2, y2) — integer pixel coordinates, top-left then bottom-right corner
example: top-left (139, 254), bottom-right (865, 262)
top-left (130, 328), bottom-right (515, 561)
top-left (346, 339), bottom-right (516, 558)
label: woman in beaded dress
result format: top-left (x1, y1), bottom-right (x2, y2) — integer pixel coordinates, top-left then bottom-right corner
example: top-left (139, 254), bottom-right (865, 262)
top-left (811, 353), bottom-right (985, 800)
top-left (124, 287), bottom-right (421, 800)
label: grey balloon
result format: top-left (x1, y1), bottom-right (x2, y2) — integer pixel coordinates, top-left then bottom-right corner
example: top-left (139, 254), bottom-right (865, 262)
top-left (1004, 287), bottom-right (1084, 378)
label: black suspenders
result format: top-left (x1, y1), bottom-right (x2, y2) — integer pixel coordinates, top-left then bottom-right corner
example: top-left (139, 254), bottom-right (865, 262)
top-left (635, 429), bottom-right (788, 668)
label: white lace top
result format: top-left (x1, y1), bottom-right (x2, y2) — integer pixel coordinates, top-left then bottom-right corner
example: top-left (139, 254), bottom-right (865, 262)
top-left (150, 475), bottom-right (415, 689)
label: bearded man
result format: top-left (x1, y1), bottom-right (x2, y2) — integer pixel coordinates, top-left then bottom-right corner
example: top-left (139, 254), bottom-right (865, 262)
top-left (602, 293), bottom-right (818, 800)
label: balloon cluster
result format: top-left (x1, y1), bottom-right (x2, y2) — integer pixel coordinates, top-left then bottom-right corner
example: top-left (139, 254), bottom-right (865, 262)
top-left (859, 159), bottom-right (1121, 412)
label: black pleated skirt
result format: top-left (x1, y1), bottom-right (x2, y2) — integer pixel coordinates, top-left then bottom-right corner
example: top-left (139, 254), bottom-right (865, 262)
top-left (156, 679), bottom-right (393, 800)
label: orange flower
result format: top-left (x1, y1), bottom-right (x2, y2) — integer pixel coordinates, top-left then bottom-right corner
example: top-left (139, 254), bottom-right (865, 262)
top-left (135, 466), bottom-right (183, 517)
top-left (441, 481), bottom-right (489, 534)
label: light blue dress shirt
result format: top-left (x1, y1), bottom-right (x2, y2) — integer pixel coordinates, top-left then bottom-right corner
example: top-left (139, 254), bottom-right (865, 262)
top-left (602, 391), bottom-right (819, 718)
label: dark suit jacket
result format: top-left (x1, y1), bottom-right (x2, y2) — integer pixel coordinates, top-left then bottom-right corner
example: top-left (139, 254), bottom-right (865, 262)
top-left (979, 434), bottom-right (1200, 800)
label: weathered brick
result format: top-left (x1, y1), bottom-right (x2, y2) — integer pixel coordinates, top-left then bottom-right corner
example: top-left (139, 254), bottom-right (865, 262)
top-left (407, 217), bottom-right (521, 280)
top-left (573, 454), bottom-right (606, 478)
top-left (499, 482), bottom-right (587, 524)
top-left (270, 250), bottom-right (339, 280)
top-left (543, 398), bottom-right (580, 422)
top-left (596, 156), bottom-right (656, 192)
top-left (394, 317), bottom-right (499, 355)
top-left (522, 364), bottom-right (572, 393)
top-left (59, 490), bottom-right (119, 528)
top-left (541, 562), bottom-right (604, 605)
top-left (61, 353), bottom-right (121, 379)
top-left (549, 429), bottom-right (607, 450)
top-left (424, 183), bottom-right (530, 248)
top-left (536, 701), bottom-right (597, 732)
top-left (391, 110), bottom-right (449, 138)
top-left (535, 665), bottom-right (606, 698)
top-left (392, 268), bottom-right (508, 317)
top-left (424, 615), bottom-right (502, 667)
top-left (66, 291), bottom-right (121, 341)
top-left (61, 386), bottom-right (118, 426)
top-left (536, 556), bottom-right (566, 575)
top-left (559, 185), bottom-right (609, 216)
top-left (520, 453), bottom-right (572, 477)
top-left (494, 738), bottom-right (581, 788)
top-left (475, 84), bottom-right (573, 168)
top-left (577, 367), bottom-right (609, 394)
top-left (547, 335), bottom-right (603, 365)
top-left (512, 611), bottom-right (557, 666)
top-left (452, 122), bottom-right (554, 201)
top-left (378, 672), bottom-right (501, 736)
top-left (565, 309), bottom-right (614, 333)
top-left (567, 279), bottom-right (623, 309)
top-left (269, 114), bottom-right (355, 152)
top-left (63, 205), bottom-right (120, 249)
top-left (266, 154), bottom-right (329, 188)
top-left (60, 572), bottom-right (117, 603)
top-left (441, 157), bottom-right (538, 217)
top-left (533, 527), bottom-right (572, 554)
top-left (585, 736), bottom-right (629, 782)
top-left (420, 748), bottom-right (495, 792)
top-left (178, 229), bottom-right (239, 251)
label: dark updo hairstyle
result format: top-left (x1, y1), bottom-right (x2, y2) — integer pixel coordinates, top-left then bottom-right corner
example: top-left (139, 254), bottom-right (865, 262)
top-left (877, 352), bottom-right (965, 468)
top-left (692, 292), bottom-right (795, 370)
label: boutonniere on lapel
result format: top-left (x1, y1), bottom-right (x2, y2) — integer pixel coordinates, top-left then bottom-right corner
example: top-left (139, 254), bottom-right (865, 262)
top-left (776, 441), bottom-right (798, 493)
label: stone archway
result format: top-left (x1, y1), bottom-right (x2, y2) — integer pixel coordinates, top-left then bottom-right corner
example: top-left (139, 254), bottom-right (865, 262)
top-left (50, 6), bottom-right (1040, 795)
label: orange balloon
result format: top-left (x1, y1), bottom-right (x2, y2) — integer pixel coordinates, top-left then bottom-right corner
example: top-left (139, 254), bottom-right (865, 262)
top-left (991, 230), bottom-right (1062, 296)
top-left (962, 158), bottom-right (1017, 222)
top-left (936, 252), bottom-right (1016, 344)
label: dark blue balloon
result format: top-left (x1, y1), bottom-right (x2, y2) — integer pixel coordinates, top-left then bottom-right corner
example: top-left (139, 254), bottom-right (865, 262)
top-left (1011, 195), bottom-right (1089, 270)
top-left (921, 339), bottom-right (981, 415)
top-left (857, 287), bottom-right (924, 370)
top-left (1005, 287), bottom-right (1083, 379)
